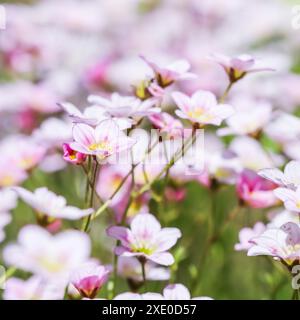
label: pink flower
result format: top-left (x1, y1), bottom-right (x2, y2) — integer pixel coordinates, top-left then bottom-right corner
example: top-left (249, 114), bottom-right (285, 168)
top-left (62, 143), bottom-right (87, 165)
top-left (3, 225), bottom-right (91, 280)
top-left (0, 159), bottom-right (27, 187)
top-left (107, 213), bottom-right (181, 266)
top-left (70, 263), bottom-right (110, 299)
top-left (165, 187), bottom-right (186, 202)
top-left (210, 53), bottom-right (274, 82)
top-left (236, 169), bottom-right (278, 208)
top-left (3, 276), bottom-right (65, 300)
top-left (1, 135), bottom-right (46, 171)
top-left (13, 187), bottom-right (93, 220)
top-left (88, 93), bottom-right (160, 125)
top-left (149, 112), bottom-right (183, 139)
top-left (172, 90), bottom-right (234, 125)
top-left (140, 55), bottom-right (197, 87)
top-left (0, 189), bottom-right (17, 243)
top-left (235, 222), bottom-right (266, 251)
top-left (70, 120), bottom-right (136, 160)
top-left (96, 165), bottom-right (131, 207)
top-left (82, 57), bottom-right (113, 90)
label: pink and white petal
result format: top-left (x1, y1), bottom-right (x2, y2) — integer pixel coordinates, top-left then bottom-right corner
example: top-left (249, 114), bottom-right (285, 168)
top-left (213, 104), bottom-right (235, 120)
top-left (59, 102), bottom-right (82, 117)
top-left (155, 228), bottom-right (182, 252)
top-left (69, 142), bottom-right (91, 155)
top-left (284, 161), bottom-right (300, 186)
top-left (274, 188), bottom-right (296, 203)
top-left (247, 245), bottom-right (275, 257)
top-left (142, 293), bottom-right (164, 300)
top-left (175, 109), bottom-right (189, 120)
top-left (113, 136), bottom-right (136, 153)
top-left (130, 213), bottom-right (161, 237)
top-left (192, 90), bottom-right (217, 109)
top-left (87, 95), bottom-right (112, 109)
top-left (107, 226), bottom-right (132, 247)
top-left (12, 187), bottom-right (37, 209)
top-left (114, 292), bottom-right (143, 300)
top-left (163, 284), bottom-right (191, 300)
top-left (283, 200), bottom-right (300, 213)
top-left (72, 124), bottom-right (95, 147)
top-left (172, 92), bottom-right (191, 113)
top-left (95, 119), bottom-right (121, 142)
top-left (59, 207), bottom-right (93, 220)
top-left (258, 168), bottom-right (285, 186)
top-left (148, 252), bottom-right (175, 266)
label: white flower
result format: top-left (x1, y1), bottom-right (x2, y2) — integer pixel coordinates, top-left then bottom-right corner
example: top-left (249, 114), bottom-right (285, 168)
top-left (13, 187), bottom-right (93, 220)
top-left (4, 225), bottom-right (91, 280)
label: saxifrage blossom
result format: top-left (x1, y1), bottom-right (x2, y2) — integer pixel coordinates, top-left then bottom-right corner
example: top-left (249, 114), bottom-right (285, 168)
top-left (172, 90), bottom-right (234, 125)
top-left (107, 213), bottom-right (181, 266)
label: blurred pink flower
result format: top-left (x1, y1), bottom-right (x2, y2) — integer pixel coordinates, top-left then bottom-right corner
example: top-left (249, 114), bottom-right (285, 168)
top-left (0, 160), bottom-right (27, 187)
top-left (217, 97), bottom-right (272, 137)
top-left (0, 189), bottom-right (17, 243)
top-left (236, 169), bottom-right (278, 208)
top-left (172, 90), bottom-right (234, 125)
top-left (88, 93), bottom-right (160, 124)
top-left (107, 213), bottom-right (181, 266)
top-left (59, 102), bottom-right (108, 127)
top-left (235, 222), bottom-right (266, 251)
top-left (82, 57), bottom-right (113, 90)
top-left (13, 187), bottom-right (93, 220)
top-left (3, 276), bottom-right (65, 300)
top-left (149, 112), bottom-right (183, 139)
top-left (210, 53), bottom-right (274, 82)
top-left (140, 55), bottom-right (197, 87)
top-left (70, 263), bottom-right (110, 299)
top-left (96, 165), bottom-right (131, 207)
top-left (62, 143), bottom-right (87, 165)
top-left (70, 120), bottom-right (135, 160)
top-left (1, 135), bottom-right (46, 171)
top-left (4, 225), bottom-right (91, 280)
top-left (165, 187), bottom-right (186, 202)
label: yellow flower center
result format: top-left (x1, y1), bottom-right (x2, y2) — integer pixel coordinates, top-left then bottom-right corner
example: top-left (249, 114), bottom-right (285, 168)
top-left (187, 108), bottom-right (213, 122)
top-left (0, 175), bottom-right (14, 187)
top-left (88, 141), bottom-right (112, 152)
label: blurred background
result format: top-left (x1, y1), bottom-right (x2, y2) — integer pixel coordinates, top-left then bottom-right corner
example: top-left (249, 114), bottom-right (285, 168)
top-left (1, 0), bottom-right (300, 299)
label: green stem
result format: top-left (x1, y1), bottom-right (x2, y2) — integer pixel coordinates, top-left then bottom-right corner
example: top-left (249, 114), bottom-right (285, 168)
top-left (82, 159), bottom-right (99, 232)
top-left (219, 81), bottom-right (234, 103)
top-left (0, 267), bottom-right (17, 287)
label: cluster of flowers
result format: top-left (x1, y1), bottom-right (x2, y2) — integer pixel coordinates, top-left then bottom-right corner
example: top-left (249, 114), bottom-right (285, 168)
top-left (1, 0), bottom-right (300, 300)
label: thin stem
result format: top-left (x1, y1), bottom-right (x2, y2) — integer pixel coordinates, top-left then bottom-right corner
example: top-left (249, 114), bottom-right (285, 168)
top-left (82, 159), bottom-right (99, 232)
top-left (0, 267), bottom-right (17, 287)
top-left (219, 81), bottom-right (234, 103)
top-left (140, 259), bottom-right (147, 290)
